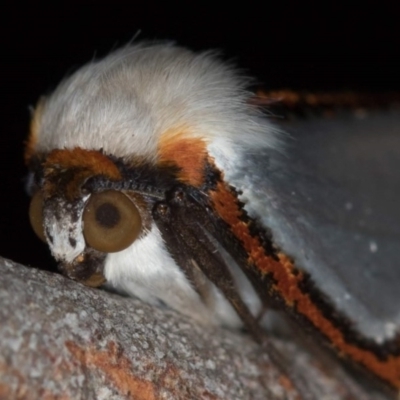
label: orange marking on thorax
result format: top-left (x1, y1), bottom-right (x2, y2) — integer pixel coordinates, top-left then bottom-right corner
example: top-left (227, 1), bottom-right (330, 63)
top-left (158, 131), bottom-right (208, 187)
top-left (45, 148), bottom-right (121, 180)
top-left (43, 148), bottom-right (121, 200)
top-left (254, 89), bottom-right (400, 110)
top-left (24, 98), bottom-right (45, 165)
top-left (210, 180), bottom-right (400, 389)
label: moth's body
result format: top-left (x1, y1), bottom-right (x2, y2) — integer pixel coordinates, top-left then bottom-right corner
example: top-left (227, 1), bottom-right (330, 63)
top-left (27, 44), bottom-right (271, 327)
top-left (26, 43), bottom-right (400, 393)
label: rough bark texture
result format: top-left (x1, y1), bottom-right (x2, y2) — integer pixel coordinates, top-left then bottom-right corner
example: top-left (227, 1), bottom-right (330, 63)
top-left (0, 257), bottom-right (391, 400)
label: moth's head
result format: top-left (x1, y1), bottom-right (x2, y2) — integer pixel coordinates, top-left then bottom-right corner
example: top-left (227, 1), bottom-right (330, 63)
top-left (27, 148), bottom-right (150, 287)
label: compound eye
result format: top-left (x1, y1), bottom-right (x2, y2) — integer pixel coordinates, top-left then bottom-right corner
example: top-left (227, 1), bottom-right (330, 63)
top-left (29, 191), bottom-right (47, 242)
top-left (83, 190), bottom-right (142, 253)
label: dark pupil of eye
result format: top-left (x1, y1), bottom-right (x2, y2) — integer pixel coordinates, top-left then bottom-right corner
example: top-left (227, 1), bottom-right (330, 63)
top-left (95, 203), bottom-right (121, 228)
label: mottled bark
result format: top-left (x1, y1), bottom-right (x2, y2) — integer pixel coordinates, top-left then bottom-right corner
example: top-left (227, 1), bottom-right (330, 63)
top-left (0, 257), bottom-right (389, 400)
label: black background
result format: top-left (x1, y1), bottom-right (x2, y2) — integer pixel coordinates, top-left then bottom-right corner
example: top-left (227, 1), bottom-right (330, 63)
top-left (1, 2), bottom-right (399, 270)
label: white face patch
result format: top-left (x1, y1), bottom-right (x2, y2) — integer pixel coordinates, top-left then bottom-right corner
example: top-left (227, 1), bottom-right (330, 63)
top-left (43, 196), bottom-right (87, 263)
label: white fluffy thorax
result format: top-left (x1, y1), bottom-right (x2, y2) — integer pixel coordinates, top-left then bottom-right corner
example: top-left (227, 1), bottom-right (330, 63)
top-left (35, 43), bottom-right (280, 162)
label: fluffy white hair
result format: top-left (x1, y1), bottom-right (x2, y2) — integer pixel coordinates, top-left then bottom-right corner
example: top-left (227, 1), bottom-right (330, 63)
top-left (35, 42), bottom-right (281, 163)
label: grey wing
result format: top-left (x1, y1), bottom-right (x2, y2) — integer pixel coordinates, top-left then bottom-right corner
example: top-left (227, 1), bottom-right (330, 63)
top-left (231, 109), bottom-right (400, 344)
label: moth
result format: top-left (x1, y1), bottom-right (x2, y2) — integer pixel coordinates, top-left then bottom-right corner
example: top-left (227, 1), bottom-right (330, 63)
top-left (25, 43), bottom-right (400, 395)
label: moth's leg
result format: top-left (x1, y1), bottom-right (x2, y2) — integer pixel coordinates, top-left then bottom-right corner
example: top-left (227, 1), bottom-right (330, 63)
top-left (150, 200), bottom-right (215, 308)
top-left (153, 186), bottom-right (281, 345)
top-left (153, 191), bottom-right (266, 344)
top-left (153, 186), bottom-right (317, 400)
